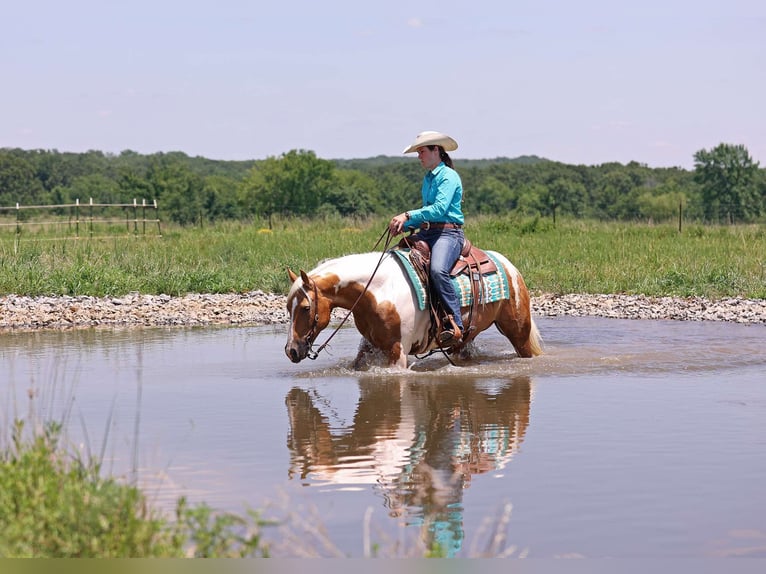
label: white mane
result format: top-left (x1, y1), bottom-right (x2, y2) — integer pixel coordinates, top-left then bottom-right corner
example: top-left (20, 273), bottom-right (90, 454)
top-left (288, 252), bottom-right (394, 299)
top-left (309, 252), bottom-right (393, 284)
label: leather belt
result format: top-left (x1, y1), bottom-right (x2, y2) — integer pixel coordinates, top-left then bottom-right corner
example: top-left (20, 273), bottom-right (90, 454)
top-left (421, 222), bottom-right (462, 230)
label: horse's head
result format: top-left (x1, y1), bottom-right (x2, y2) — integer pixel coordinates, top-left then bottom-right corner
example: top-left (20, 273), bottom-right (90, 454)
top-left (285, 268), bottom-right (332, 363)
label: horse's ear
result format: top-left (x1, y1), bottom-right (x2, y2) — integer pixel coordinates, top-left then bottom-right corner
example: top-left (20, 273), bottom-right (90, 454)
top-left (300, 270), bottom-right (312, 287)
top-left (287, 268), bottom-right (298, 283)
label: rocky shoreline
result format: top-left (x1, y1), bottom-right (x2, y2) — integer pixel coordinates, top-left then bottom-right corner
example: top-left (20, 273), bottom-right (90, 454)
top-left (1, 291), bottom-right (764, 332)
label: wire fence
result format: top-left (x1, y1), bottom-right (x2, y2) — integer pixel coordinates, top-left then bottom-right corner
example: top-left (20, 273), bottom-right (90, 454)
top-left (0, 198), bottom-right (162, 252)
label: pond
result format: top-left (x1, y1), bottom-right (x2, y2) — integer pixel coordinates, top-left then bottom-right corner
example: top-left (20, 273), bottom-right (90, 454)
top-left (2, 316), bottom-right (765, 558)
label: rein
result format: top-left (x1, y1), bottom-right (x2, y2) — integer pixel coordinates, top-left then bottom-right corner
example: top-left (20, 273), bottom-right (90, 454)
top-left (306, 227), bottom-right (394, 360)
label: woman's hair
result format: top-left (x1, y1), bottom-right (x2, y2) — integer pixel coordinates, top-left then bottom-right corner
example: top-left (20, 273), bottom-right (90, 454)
top-left (429, 145), bottom-right (454, 169)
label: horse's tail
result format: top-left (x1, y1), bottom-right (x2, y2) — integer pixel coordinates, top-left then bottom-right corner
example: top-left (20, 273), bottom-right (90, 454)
top-left (528, 316), bottom-right (544, 356)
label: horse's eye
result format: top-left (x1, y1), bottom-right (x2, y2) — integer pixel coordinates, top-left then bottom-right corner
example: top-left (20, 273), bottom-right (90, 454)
top-left (300, 304), bottom-right (311, 312)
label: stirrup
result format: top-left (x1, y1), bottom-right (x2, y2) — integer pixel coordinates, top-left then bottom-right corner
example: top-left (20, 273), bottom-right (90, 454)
top-left (439, 330), bottom-right (460, 345)
top-left (439, 316), bottom-right (462, 345)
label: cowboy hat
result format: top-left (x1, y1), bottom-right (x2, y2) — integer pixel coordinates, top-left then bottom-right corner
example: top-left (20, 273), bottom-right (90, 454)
top-left (402, 131), bottom-right (458, 154)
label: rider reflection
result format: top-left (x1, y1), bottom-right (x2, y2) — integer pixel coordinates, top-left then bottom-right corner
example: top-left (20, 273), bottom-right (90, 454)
top-left (285, 375), bottom-right (533, 556)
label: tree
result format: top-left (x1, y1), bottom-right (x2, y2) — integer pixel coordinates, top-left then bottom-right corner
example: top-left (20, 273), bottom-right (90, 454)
top-left (241, 150), bottom-right (336, 224)
top-left (0, 150), bottom-right (46, 206)
top-left (544, 177), bottom-right (586, 221)
top-left (145, 158), bottom-right (204, 225)
top-left (202, 175), bottom-right (243, 220)
top-left (693, 144), bottom-right (762, 223)
top-left (469, 176), bottom-right (513, 214)
top-left (327, 169), bottom-right (381, 216)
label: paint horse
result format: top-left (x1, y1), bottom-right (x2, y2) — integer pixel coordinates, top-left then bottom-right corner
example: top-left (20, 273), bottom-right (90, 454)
top-left (285, 248), bottom-right (542, 369)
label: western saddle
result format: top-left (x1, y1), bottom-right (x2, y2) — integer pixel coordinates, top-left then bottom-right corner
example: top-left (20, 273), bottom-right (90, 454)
top-left (397, 234), bottom-right (498, 349)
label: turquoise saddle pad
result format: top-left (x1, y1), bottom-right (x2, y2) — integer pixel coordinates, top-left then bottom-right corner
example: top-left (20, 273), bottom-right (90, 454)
top-left (389, 248), bottom-right (511, 312)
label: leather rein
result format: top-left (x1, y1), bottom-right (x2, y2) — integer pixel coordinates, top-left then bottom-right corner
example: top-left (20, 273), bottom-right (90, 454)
top-left (304, 227), bottom-right (394, 360)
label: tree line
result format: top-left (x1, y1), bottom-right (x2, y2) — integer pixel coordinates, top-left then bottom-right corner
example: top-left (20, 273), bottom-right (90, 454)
top-left (0, 144), bottom-right (763, 225)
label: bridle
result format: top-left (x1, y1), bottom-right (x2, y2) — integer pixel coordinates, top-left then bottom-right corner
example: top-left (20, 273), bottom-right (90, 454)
top-left (299, 227), bottom-right (395, 361)
top-left (295, 279), bottom-right (322, 359)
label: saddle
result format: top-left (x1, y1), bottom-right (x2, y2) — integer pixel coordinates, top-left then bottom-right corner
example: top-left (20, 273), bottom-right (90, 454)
top-left (397, 234), bottom-right (498, 348)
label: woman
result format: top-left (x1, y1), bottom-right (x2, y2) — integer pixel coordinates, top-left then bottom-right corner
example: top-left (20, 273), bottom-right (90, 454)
top-left (389, 131), bottom-right (465, 345)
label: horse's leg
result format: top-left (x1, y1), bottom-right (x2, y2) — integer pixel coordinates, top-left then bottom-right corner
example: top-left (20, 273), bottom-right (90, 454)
top-left (494, 298), bottom-right (543, 358)
top-left (353, 338), bottom-right (408, 369)
top-left (353, 338), bottom-right (377, 369)
top-left (387, 341), bottom-right (407, 369)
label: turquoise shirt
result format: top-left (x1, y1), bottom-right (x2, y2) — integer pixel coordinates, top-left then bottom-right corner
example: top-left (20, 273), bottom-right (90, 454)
top-left (404, 162), bottom-right (464, 229)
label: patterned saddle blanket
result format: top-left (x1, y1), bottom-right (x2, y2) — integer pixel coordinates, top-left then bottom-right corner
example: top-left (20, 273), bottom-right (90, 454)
top-left (390, 247), bottom-right (511, 312)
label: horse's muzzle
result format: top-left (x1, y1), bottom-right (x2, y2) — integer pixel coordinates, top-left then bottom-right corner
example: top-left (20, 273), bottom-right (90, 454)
top-left (285, 340), bottom-right (309, 363)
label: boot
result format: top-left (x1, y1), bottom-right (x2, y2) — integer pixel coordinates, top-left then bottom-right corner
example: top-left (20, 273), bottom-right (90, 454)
top-left (439, 315), bottom-right (462, 345)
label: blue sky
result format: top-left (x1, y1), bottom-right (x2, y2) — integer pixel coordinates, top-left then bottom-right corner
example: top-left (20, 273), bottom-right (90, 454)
top-left (2, 0), bottom-right (764, 168)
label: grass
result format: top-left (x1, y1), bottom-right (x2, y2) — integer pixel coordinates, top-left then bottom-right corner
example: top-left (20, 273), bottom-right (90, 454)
top-left (1, 215), bottom-right (764, 300)
top-left (0, 419), bottom-right (273, 558)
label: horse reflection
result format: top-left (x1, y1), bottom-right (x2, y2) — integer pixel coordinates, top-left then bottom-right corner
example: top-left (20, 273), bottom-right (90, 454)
top-left (285, 375), bottom-right (533, 556)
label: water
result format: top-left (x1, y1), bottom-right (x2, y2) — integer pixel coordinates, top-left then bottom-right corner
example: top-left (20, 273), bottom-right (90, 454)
top-left (2, 317), bottom-right (765, 558)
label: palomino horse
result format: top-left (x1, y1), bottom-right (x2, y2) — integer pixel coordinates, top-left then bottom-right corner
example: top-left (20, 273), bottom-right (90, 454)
top-left (285, 250), bottom-right (542, 369)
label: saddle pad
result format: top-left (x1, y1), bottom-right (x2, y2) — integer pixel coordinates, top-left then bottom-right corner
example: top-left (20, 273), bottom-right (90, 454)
top-left (390, 248), bottom-right (510, 311)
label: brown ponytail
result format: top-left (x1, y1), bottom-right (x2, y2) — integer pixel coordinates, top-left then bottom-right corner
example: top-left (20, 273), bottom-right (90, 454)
top-left (429, 145), bottom-right (454, 169)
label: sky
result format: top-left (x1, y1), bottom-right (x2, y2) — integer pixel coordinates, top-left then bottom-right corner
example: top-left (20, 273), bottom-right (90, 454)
top-left (2, 0), bottom-right (764, 169)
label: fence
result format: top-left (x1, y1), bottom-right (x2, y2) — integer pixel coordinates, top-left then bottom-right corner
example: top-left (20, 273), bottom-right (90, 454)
top-left (0, 198), bottom-right (162, 251)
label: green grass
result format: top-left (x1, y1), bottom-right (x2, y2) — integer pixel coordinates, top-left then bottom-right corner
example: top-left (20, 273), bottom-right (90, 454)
top-left (469, 217), bottom-right (766, 298)
top-left (0, 419), bottom-right (273, 558)
top-left (1, 216), bottom-right (764, 299)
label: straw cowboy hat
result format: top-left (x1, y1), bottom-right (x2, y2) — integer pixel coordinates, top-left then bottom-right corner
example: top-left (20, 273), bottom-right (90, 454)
top-left (402, 131), bottom-right (458, 154)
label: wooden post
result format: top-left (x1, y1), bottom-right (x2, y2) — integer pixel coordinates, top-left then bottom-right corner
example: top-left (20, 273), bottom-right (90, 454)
top-left (15, 202), bottom-right (20, 255)
top-left (89, 198), bottom-right (94, 237)
top-left (154, 199), bottom-right (162, 236)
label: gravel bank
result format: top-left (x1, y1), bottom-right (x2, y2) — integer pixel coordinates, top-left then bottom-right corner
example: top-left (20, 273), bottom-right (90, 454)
top-left (1, 291), bottom-right (764, 332)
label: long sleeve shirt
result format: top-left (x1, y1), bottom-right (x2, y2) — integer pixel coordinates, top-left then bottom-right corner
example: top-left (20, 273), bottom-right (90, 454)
top-left (404, 162), bottom-right (464, 229)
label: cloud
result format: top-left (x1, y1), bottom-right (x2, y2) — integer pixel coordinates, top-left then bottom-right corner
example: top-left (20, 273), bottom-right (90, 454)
top-left (407, 17), bottom-right (423, 28)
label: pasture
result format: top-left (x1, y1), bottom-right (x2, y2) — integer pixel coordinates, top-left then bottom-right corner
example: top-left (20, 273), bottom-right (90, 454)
top-left (0, 216), bottom-right (764, 300)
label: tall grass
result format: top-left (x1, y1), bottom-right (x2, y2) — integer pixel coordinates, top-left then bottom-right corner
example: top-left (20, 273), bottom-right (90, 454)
top-left (0, 417), bottom-right (275, 558)
top-left (0, 216), bottom-right (764, 299)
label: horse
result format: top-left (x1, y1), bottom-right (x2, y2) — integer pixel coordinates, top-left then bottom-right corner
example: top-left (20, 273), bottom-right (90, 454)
top-left (285, 249), bottom-right (542, 369)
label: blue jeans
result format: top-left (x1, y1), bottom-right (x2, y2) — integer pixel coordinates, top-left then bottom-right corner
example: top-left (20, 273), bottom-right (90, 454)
top-left (418, 227), bottom-right (465, 329)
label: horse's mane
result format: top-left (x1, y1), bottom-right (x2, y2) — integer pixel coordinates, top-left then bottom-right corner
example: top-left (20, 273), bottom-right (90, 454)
top-left (288, 252), bottom-right (391, 299)
top-left (309, 252), bottom-right (386, 276)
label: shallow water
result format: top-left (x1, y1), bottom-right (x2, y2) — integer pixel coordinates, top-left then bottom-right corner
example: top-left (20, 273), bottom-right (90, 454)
top-left (2, 317), bottom-right (765, 558)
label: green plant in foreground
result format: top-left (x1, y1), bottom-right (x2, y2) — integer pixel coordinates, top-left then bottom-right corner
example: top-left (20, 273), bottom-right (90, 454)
top-left (0, 419), bottom-right (274, 558)
top-left (174, 497), bottom-right (272, 558)
top-left (0, 420), bottom-right (169, 557)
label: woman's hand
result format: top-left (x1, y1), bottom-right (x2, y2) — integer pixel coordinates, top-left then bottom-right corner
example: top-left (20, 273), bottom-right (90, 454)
top-left (388, 213), bottom-right (409, 236)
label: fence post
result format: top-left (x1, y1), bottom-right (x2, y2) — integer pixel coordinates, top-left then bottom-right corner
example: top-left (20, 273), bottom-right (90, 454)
top-left (154, 199), bottom-right (162, 236)
top-left (15, 202), bottom-right (20, 254)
